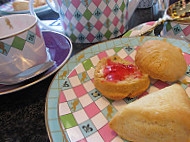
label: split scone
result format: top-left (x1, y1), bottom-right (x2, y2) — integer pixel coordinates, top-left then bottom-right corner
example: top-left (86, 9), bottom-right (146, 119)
top-left (13, 0), bottom-right (46, 11)
top-left (109, 84), bottom-right (190, 142)
top-left (94, 56), bottom-right (150, 100)
top-left (135, 40), bottom-right (187, 82)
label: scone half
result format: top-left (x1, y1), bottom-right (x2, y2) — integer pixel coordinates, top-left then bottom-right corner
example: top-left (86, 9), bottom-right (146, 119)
top-left (94, 56), bottom-right (150, 100)
top-left (135, 40), bottom-right (187, 82)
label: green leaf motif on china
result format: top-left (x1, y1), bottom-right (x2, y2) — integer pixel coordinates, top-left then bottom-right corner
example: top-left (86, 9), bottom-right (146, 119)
top-left (166, 22), bottom-right (172, 32)
top-left (105, 30), bottom-right (112, 39)
top-left (11, 36), bottom-right (25, 50)
top-left (60, 113), bottom-right (78, 129)
top-left (123, 30), bottom-right (132, 37)
top-left (113, 47), bottom-right (123, 53)
top-left (120, 1), bottom-right (125, 12)
top-left (70, 34), bottom-right (77, 42)
top-left (82, 59), bottom-right (93, 71)
top-left (83, 9), bottom-right (92, 20)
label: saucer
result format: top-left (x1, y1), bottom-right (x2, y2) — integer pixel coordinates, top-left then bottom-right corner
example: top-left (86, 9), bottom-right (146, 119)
top-left (0, 31), bottom-right (72, 95)
top-left (45, 36), bottom-right (190, 141)
top-left (123, 21), bottom-right (156, 37)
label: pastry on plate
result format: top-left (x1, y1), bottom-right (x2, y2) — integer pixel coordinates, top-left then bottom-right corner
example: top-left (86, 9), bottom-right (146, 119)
top-left (12, 0), bottom-right (46, 11)
top-left (135, 40), bottom-right (187, 82)
top-left (109, 84), bottom-right (190, 142)
top-left (94, 55), bottom-right (150, 100)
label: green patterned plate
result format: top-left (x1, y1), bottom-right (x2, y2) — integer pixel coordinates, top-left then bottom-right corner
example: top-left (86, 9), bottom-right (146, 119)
top-left (45, 36), bottom-right (190, 142)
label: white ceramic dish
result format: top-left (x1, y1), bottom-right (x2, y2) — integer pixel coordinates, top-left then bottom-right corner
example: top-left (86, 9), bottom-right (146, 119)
top-left (45, 36), bottom-right (190, 142)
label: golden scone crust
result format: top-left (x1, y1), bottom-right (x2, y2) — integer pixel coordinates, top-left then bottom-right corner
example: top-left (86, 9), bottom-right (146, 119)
top-left (135, 40), bottom-right (187, 82)
top-left (109, 84), bottom-right (190, 142)
top-left (13, 1), bottom-right (29, 11)
top-left (94, 56), bottom-right (150, 100)
top-left (13, 0), bottom-right (46, 11)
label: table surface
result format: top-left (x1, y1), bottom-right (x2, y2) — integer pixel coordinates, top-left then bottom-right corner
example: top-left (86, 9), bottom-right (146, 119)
top-left (0, 2), bottom-right (165, 142)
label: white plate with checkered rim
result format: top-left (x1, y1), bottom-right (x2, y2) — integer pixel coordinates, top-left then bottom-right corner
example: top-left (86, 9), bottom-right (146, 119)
top-left (122, 21), bottom-right (156, 38)
top-left (45, 36), bottom-right (190, 142)
top-left (0, 1), bottom-right (48, 14)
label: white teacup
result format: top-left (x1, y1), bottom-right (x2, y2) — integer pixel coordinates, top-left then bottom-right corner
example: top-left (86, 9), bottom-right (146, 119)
top-left (0, 14), bottom-right (48, 80)
top-left (30, 0), bottom-right (140, 43)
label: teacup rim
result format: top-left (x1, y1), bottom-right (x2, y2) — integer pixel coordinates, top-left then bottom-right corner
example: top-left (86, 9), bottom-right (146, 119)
top-left (0, 14), bottom-right (37, 40)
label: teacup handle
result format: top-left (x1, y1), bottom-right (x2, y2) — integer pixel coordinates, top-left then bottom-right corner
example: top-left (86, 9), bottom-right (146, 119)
top-left (45, 0), bottom-right (58, 13)
top-left (29, 0), bottom-right (63, 33)
top-left (127, 0), bottom-right (141, 22)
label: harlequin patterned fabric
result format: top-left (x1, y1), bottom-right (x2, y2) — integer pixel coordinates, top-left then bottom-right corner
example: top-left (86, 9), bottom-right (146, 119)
top-left (58, 0), bottom-right (129, 43)
top-left (58, 40), bottom-right (190, 141)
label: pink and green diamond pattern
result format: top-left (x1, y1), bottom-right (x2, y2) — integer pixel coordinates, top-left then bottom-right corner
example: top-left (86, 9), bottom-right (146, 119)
top-left (60, 0), bottom-right (129, 43)
top-left (165, 22), bottom-right (190, 39)
top-left (46, 37), bottom-right (190, 142)
top-left (0, 24), bottom-right (41, 56)
top-left (58, 40), bottom-right (190, 141)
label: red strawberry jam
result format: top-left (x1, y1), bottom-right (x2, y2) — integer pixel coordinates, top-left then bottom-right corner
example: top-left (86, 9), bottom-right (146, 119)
top-left (103, 59), bottom-right (142, 82)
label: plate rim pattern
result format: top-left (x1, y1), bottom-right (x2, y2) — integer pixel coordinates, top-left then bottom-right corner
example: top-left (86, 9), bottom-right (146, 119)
top-left (45, 36), bottom-right (190, 142)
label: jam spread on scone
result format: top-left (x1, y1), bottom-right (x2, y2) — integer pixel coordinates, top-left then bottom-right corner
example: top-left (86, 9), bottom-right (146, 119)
top-left (103, 59), bottom-right (142, 82)
top-left (94, 55), bottom-right (150, 100)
